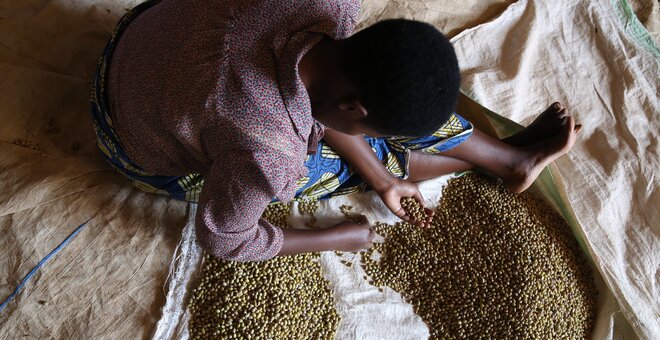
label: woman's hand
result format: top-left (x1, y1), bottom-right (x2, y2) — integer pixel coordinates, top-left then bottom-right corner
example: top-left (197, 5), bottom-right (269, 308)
top-left (320, 127), bottom-right (433, 227)
top-left (324, 221), bottom-right (375, 252)
top-left (374, 178), bottom-right (434, 228)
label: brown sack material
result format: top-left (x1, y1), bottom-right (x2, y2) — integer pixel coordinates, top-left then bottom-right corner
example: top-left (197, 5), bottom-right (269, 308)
top-left (0, 0), bottom-right (657, 338)
top-left (0, 2), bottom-right (187, 338)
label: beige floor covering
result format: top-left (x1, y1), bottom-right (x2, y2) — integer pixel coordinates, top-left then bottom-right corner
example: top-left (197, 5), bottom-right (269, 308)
top-left (452, 0), bottom-right (659, 337)
top-left (0, 0), bottom-right (656, 338)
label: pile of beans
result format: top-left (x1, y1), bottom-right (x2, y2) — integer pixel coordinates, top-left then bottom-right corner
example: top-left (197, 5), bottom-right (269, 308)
top-left (188, 202), bottom-right (340, 340)
top-left (361, 174), bottom-right (597, 339)
top-left (188, 173), bottom-right (597, 339)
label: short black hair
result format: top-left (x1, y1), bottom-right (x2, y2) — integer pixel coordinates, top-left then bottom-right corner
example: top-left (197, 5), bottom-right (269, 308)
top-left (341, 19), bottom-right (460, 137)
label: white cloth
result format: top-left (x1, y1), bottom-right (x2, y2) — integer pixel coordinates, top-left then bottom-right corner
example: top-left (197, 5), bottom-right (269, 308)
top-left (153, 205), bottom-right (202, 340)
top-left (452, 0), bottom-right (659, 338)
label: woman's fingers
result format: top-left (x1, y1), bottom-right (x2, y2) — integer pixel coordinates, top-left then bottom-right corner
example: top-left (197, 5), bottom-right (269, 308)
top-left (413, 190), bottom-right (425, 207)
top-left (412, 189), bottom-right (434, 228)
top-left (391, 203), bottom-right (412, 223)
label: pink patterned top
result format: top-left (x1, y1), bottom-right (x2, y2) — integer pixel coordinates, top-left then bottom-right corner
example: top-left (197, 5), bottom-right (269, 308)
top-left (107, 0), bottom-right (360, 261)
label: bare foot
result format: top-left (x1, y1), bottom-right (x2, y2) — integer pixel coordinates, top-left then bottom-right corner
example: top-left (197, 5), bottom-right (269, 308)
top-left (504, 102), bottom-right (581, 146)
top-left (503, 114), bottom-right (579, 193)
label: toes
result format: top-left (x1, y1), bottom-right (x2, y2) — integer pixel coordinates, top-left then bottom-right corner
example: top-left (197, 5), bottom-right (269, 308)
top-left (558, 115), bottom-right (574, 134)
top-left (556, 108), bottom-right (569, 119)
top-left (551, 116), bottom-right (576, 152)
top-left (551, 102), bottom-right (562, 111)
top-left (552, 109), bottom-right (565, 120)
top-left (564, 116), bottom-right (576, 135)
top-left (566, 117), bottom-right (578, 147)
top-left (544, 102), bottom-right (562, 115)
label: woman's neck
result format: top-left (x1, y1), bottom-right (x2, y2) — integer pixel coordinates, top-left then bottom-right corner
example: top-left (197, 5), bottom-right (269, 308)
top-left (299, 36), bottom-right (341, 93)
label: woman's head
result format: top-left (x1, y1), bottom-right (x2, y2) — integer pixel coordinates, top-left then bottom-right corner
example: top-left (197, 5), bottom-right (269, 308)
top-left (311, 19), bottom-right (460, 137)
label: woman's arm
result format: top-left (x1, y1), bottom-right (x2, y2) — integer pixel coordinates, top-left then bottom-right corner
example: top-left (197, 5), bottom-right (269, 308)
top-left (322, 128), bottom-right (395, 192)
top-left (197, 159), bottom-right (376, 261)
top-left (277, 221), bottom-right (374, 256)
top-left (322, 128), bottom-right (432, 227)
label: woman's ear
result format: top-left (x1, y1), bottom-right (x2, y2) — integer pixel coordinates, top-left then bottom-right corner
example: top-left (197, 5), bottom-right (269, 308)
top-left (338, 97), bottom-right (368, 119)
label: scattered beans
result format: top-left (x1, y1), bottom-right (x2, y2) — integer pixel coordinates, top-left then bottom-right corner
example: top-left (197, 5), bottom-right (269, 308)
top-left (340, 204), bottom-right (367, 224)
top-left (297, 198), bottom-right (319, 217)
top-left (297, 198), bottom-right (319, 228)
